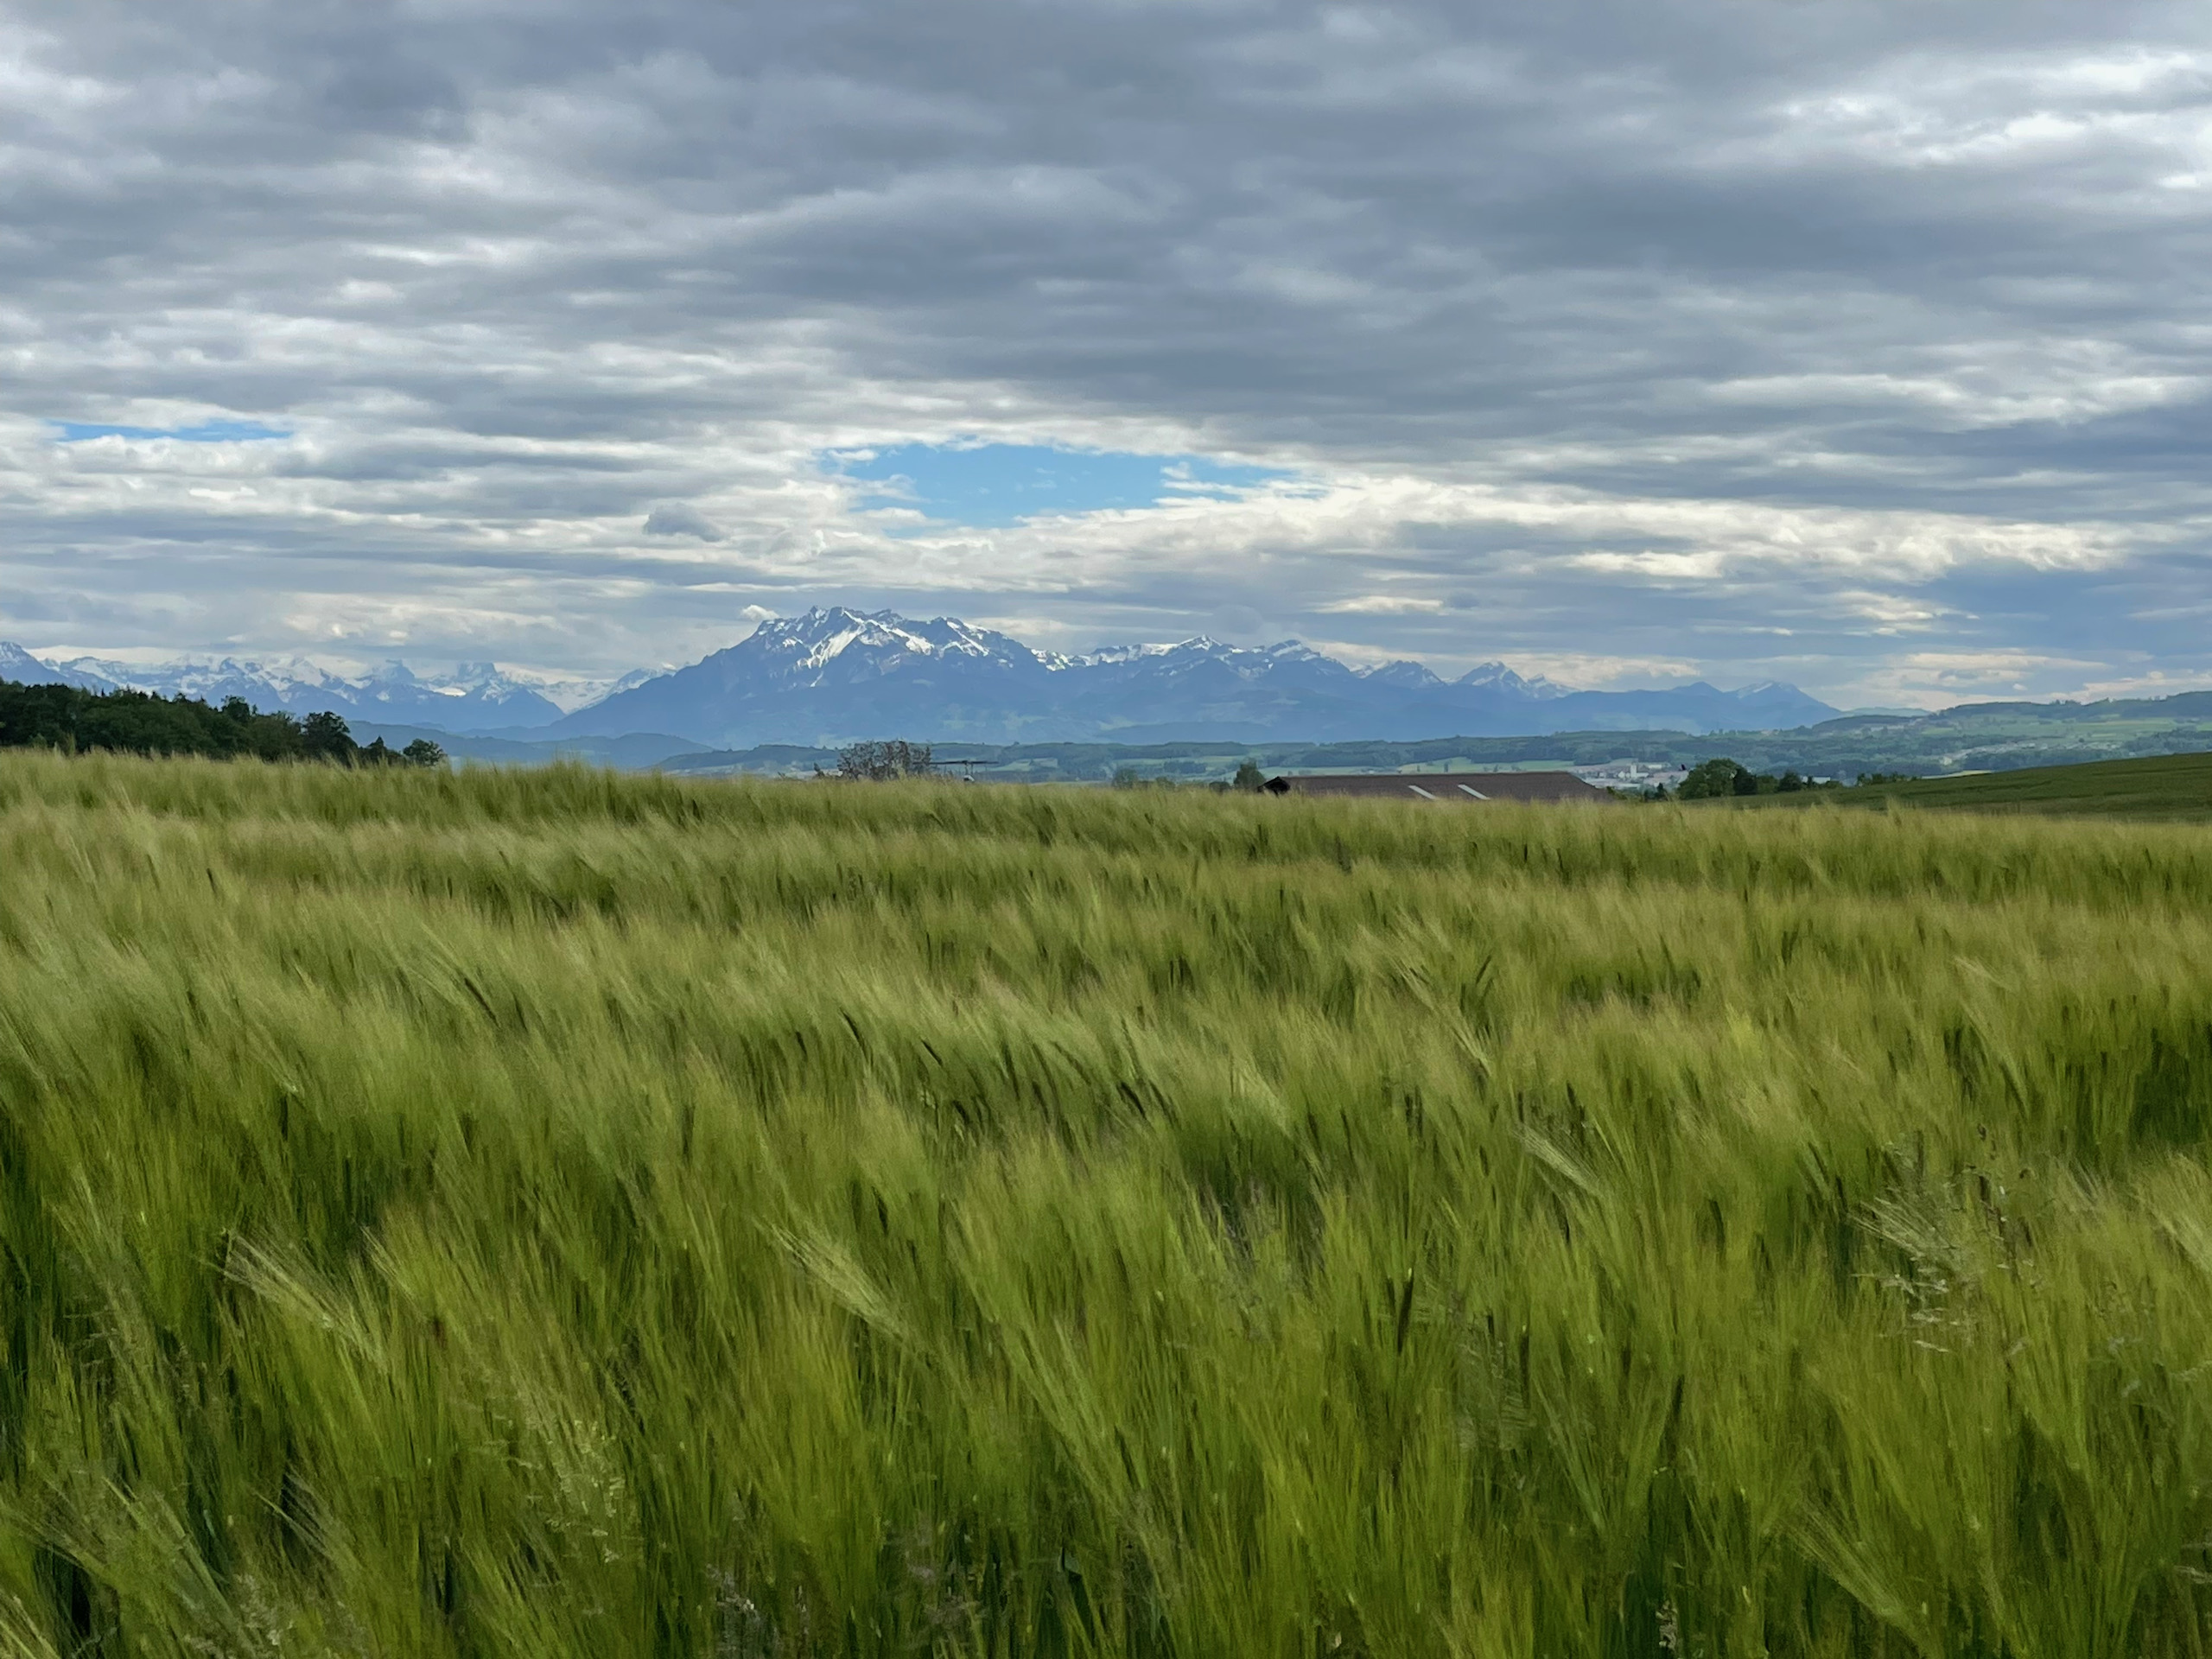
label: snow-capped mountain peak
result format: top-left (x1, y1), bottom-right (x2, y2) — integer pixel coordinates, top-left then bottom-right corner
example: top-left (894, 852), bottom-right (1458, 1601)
top-left (1073, 638), bottom-right (1222, 666)
top-left (747, 607), bottom-right (1045, 677)
top-left (1363, 659), bottom-right (1445, 689)
top-left (1456, 661), bottom-right (1570, 700)
top-left (547, 668), bottom-right (662, 715)
top-left (0, 642), bottom-right (113, 690)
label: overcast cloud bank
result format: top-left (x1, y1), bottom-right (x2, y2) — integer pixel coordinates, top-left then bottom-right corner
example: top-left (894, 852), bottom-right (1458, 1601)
top-left (3, 1), bottom-right (2209, 709)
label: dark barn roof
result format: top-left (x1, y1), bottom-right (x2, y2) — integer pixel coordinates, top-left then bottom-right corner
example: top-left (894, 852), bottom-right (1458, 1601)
top-left (1262, 771), bottom-right (1616, 804)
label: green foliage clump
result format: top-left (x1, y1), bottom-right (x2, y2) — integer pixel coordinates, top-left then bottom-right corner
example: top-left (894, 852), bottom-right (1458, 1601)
top-left (1678, 755), bottom-right (1758, 798)
top-left (2, 753), bottom-right (2212, 1653)
top-left (837, 738), bottom-right (934, 780)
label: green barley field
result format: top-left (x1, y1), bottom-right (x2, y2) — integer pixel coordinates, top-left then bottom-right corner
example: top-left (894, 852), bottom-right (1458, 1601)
top-left (4, 752), bottom-right (2212, 1658)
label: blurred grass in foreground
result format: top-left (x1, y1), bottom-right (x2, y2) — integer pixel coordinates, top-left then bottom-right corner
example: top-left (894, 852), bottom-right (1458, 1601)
top-left (2, 752), bottom-right (2212, 1656)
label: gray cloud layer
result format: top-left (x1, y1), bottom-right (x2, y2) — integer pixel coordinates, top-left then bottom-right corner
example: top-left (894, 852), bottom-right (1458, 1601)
top-left (3, 0), bottom-right (2209, 704)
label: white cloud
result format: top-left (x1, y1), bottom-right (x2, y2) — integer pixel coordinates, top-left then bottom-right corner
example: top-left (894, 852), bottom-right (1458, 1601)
top-left (1319, 594), bottom-right (1450, 614)
top-left (1506, 651), bottom-right (1704, 689)
top-left (1843, 649), bottom-right (2116, 709)
top-left (0, 0), bottom-right (2207, 702)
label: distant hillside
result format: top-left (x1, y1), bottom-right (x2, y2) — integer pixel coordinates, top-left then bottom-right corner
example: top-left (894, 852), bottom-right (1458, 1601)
top-left (1725, 752), bottom-right (2212, 823)
top-left (655, 709), bottom-right (2212, 786)
top-left (343, 723), bottom-right (710, 771)
top-left (1703, 695), bottom-right (2212, 779)
top-left (548, 607), bottom-right (1839, 746)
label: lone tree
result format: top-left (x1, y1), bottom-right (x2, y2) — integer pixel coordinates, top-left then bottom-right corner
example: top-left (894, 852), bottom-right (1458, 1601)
top-left (1232, 759), bottom-right (1267, 791)
top-left (301, 711), bottom-right (358, 765)
top-left (837, 740), bottom-right (933, 781)
top-left (1678, 757), bottom-right (1760, 799)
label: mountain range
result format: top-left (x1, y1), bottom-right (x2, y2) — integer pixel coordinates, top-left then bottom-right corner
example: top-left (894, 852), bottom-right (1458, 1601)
top-left (0, 647), bottom-right (613, 731)
top-left (0, 608), bottom-right (1841, 745)
top-left (540, 608), bottom-right (1841, 746)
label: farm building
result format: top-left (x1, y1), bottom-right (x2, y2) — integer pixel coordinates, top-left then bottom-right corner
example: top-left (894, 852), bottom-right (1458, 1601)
top-left (1262, 771), bottom-right (1617, 804)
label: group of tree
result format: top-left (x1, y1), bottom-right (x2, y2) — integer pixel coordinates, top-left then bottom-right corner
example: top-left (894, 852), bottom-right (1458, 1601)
top-left (0, 679), bottom-right (446, 767)
top-left (1671, 757), bottom-right (1845, 799)
top-left (302, 711), bottom-right (448, 769)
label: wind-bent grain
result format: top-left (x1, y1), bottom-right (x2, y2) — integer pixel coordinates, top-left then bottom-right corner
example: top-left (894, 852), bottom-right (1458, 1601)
top-left (2, 751), bottom-right (2210, 1656)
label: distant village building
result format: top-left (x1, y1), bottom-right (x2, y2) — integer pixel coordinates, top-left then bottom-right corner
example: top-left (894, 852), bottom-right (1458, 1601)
top-left (1573, 760), bottom-right (1688, 793)
top-left (1262, 772), bottom-right (1618, 804)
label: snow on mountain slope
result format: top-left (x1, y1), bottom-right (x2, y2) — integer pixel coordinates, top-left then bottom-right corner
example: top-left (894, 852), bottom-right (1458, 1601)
top-left (548, 607), bottom-right (1840, 747)
top-left (746, 608), bottom-right (1039, 677)
top-left (1458, 661), bottom-right (1571, 699)
top-left (29, 652), bottom-right (565, 731)
top-left (8, 611), bottom-right (1842, 747)
top-left (544, 668), bottom-right (661, 715)
top-left (0, 642), bottom-right (113, 690)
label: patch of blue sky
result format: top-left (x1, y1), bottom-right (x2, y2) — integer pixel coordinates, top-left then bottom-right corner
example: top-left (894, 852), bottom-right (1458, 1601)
top-left (53, 419), bottom-right (290, 442)
top-left (824, 442), bottom-right (1295, 528)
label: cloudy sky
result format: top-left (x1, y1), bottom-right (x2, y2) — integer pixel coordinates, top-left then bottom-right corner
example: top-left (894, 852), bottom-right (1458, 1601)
top-left (4, 0), bottom-right (2210, 707)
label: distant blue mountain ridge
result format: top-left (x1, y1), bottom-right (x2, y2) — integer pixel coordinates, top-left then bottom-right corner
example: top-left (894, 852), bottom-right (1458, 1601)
top-left (540, 607), bottom-right (1843, 746)
top-left (0, 643), bottom-right (571, 729)
top-left (3, 612), bottom-right (1841, 744)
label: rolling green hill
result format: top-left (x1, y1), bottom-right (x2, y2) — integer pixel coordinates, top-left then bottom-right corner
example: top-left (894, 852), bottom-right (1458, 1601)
top-left (1732, 749), bottom-right (2212, 822)
top-left (652, 688), bottom-right (2212, 785)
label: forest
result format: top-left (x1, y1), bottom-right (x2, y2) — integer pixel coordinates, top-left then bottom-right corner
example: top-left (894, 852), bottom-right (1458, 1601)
top-left (0, 678), bottom-right (444, 766)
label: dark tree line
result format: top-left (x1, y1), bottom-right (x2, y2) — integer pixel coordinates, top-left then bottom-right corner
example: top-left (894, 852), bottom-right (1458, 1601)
top-left (0, 680), bottom-right (445, 767)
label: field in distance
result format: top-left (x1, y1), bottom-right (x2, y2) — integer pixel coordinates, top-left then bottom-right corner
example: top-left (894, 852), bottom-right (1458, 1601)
top-left (1721, 748), bottom-right (2212, 822)
top-left (3, 752), bottom-right (2212, 1655)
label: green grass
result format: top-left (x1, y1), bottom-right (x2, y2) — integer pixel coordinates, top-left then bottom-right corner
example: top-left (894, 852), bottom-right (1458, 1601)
top-left (1732, 750), bottom-right (2212, 822)
top-left (4, 752), bottom-right (2212, 1656)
